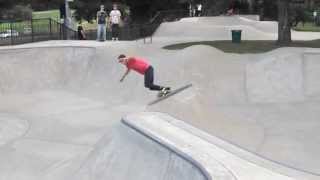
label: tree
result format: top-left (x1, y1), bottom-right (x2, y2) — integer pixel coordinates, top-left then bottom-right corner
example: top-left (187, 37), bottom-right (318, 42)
top-left (0, 0), bottom-right (18, 19)
top-left (0, 0), bottom-right (33, 20)
top-left (72, 0), bottom-right (132, 22)
top-left (73, 0), bottom-right (103, 22)
top-left (124, 0), bottom-right (184, 22)
top-left (7, 5), bottom-right (33, 20)
top-left (23, 0), bottom-right (63, 11)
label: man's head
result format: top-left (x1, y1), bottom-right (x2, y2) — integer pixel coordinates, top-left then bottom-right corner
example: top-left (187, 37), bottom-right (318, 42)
top-left (100, 5), bottom-right (104, 11)
top-left (113, 4), bottom-right (118, 10)
top-left (118, 54), bottom-right (127, 65)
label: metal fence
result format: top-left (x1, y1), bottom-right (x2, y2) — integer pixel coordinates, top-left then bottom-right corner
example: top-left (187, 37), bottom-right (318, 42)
top-left (0, 18), bottom-right (77, 46)
top-left (84, 23), bottom-right (160, 41)
top-left (0, 9), bottom-right (189, 46)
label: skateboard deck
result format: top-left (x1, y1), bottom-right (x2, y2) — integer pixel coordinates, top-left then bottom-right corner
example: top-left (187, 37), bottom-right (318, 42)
top-left (148, 84), bottom-right (192, 106)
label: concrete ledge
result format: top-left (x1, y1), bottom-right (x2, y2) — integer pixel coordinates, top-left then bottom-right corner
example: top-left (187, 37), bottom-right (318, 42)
top-left (123, 112), bottom-right (296, 180)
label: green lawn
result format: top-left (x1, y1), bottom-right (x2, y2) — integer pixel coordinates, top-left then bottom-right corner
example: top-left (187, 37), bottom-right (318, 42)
top-left (32, 10), bottom-right (60, 21)
top-left (0, 19), bottom-right (59, 34)
top-left (163, 40), bottom-right (320, 54)
top-left (32, 9), bottom-right (96, 30)
top-left (293, 22), bottom-right (320, 32)
top-left (0, 10), bottom-right (60, 33)
top-left (81, 20), bottom-right (99, 30)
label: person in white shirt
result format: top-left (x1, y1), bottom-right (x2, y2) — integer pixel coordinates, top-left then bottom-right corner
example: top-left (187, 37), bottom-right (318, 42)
top-left (197, 3), bottom-right (202, 17)
top-left (189, 3), bottom-right (193, 17)
top-left (313, 10), bottom-right (318, 24)
top-left (109, 4), bottom-right (122, 41)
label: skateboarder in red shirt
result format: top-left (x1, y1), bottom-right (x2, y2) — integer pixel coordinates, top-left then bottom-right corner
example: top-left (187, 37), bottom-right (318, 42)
top-left (118, 54), bottom-right (170, 96)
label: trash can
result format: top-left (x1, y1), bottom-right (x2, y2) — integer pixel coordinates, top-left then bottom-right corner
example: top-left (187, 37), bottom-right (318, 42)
top-left (231, 30), bottom-right (242, 43)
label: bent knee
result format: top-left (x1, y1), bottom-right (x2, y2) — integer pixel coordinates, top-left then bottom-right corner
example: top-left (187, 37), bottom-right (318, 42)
top-left (144, 84), bottom-right (150, 89)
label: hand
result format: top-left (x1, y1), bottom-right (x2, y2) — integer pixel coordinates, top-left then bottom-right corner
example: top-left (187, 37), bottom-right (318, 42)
top-left (120, 78), bottom-right (124, 82)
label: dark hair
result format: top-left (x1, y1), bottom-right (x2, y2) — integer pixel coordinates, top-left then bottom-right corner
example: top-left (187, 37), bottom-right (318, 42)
top-left (118, 54), bottom-right (126, 59)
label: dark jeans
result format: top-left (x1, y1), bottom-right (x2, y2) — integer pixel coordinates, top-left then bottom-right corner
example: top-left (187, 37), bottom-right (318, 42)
top-left (112, 24), bottom-right (120, 38)
top-left (144, 66), bottom-right (163, 91)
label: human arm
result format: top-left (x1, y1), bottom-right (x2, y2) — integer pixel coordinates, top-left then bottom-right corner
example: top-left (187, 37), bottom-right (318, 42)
top-left (109, 11), bottom-right (113, 26)
top-left (96, 11), bottom-right (99, 23)
top-left (81, 30), bottom-right (86, 39)
top-left (120, 68), bottom-right (130, 82)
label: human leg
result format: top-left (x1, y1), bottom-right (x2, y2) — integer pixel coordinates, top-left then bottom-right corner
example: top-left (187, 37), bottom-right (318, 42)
top-left (144, 66), bottom-right (163, 91)
top-left (114, 24), bottom-right (119, 40)
top-left (112, 24), bottom-right (119, 40)
top-left (102, 25), bottom-right (106, 41)
top-left (97, 25), bottom-right (102, 40)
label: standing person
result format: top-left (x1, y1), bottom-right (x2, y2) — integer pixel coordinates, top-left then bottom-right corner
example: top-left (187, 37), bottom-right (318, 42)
top-left (77, 24), bottom-right (86, 40)
top-left (197, 3), bottom-right (202, 17)
top-left (118, 54), bottom-right (171, 96)
top-left (78, 24), bottom-right (87, 40)
top-left (313, 10), bottom-right (318, 25)
top-left (109, 4), bottom-right (122, 41)
top-left (96, 5), bottom-right (107, 41)
top-left (189, 3), bottom-right (193, 17)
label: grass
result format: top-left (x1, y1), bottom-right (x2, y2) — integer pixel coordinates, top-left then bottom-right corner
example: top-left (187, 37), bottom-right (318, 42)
top-left (293, 22), bottom-right (320, 32)
top-left (0, 10), bottom-right (60, 33)
top-left (163, 40), bottom-right (320, 54)
top-left (0, 19), bottom-right (57, 34)
top-left (32, 10), bottom-right (60, 21)
top-left (32, 9), bottom-right (97, 30)
top-left (80, 20), bottom-right (99, 30)
top-left (0, 9), bottom-right (95, 33)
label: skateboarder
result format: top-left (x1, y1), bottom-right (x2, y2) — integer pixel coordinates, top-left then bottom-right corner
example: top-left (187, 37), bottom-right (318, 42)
top-left (118, 54), bottom-right (170, 96)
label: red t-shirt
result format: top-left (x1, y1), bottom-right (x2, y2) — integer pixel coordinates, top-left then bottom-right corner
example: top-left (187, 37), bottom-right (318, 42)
top-left (126, 57), bottom-right (150, 75)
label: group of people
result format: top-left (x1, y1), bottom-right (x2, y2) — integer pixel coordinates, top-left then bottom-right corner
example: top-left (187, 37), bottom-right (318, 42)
top-left (97, 4), bottom-right (122, 41)
top-left (78, 4), bottom-right (122, 41)
top-left (189, 3), bottom-right (203, 17)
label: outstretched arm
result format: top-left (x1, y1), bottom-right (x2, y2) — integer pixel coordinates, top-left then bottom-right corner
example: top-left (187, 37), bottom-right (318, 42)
top-left (120, 68), bottom-right (130, 82)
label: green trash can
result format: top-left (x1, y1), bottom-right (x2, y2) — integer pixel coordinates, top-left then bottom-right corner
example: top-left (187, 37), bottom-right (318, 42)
top-left (231, 30), bottom-right (242, 43)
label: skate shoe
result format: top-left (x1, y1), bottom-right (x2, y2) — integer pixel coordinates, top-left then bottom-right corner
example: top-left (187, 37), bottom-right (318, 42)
top-left (158, 87), bottom-right (170, 97)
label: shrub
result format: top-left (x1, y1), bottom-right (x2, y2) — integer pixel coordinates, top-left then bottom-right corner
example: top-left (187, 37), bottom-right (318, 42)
top-left (2, 5), bottom-right (33, 20)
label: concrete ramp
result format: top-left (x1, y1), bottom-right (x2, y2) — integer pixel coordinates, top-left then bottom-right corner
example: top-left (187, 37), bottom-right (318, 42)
top-left (153, 16), bottom-right (320, 42)
top-left (74, 114), bottom-right (209, 180)
top-left (75, 112), bottom-right (298, 180)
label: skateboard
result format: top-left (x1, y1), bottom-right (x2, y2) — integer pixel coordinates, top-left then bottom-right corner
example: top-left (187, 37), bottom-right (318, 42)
top-left (148, 84), bottom-right (192, 106)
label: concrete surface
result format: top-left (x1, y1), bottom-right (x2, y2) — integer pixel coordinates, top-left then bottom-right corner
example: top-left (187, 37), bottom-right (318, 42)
top-left (153, 16), bottom-right (320, 44)
top-left (74, 115), bottom-right (208, 180)
top-left (0, 16), bottom-right (319, 180)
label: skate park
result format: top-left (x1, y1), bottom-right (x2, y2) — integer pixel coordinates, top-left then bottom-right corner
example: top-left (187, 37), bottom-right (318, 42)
top-left (0, 15), bottom-right (320, 180)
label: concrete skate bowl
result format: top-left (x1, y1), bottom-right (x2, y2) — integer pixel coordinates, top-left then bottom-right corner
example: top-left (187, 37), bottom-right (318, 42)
top-left (0, 44), bottom-right (320, 180)
top-left (153, 16), bottom-right (278, 41)
top-left (153, 16), bottom-right (320, 42)
top-left (148, 46), bottom-right (320, 179)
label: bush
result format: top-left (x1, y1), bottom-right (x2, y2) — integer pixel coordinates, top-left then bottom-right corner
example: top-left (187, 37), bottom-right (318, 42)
top-left (2, 5), bottom-right (33, 20)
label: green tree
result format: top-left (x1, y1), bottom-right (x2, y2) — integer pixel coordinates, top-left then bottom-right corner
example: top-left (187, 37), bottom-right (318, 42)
top-left (29, 0), bottom-right (63, 11)
top-left (72, 0), bottom-right (117, 22)
top-left (0, 0), bottom-right (17, 19)
top-left (0, 0), bottom-right (33, 20)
